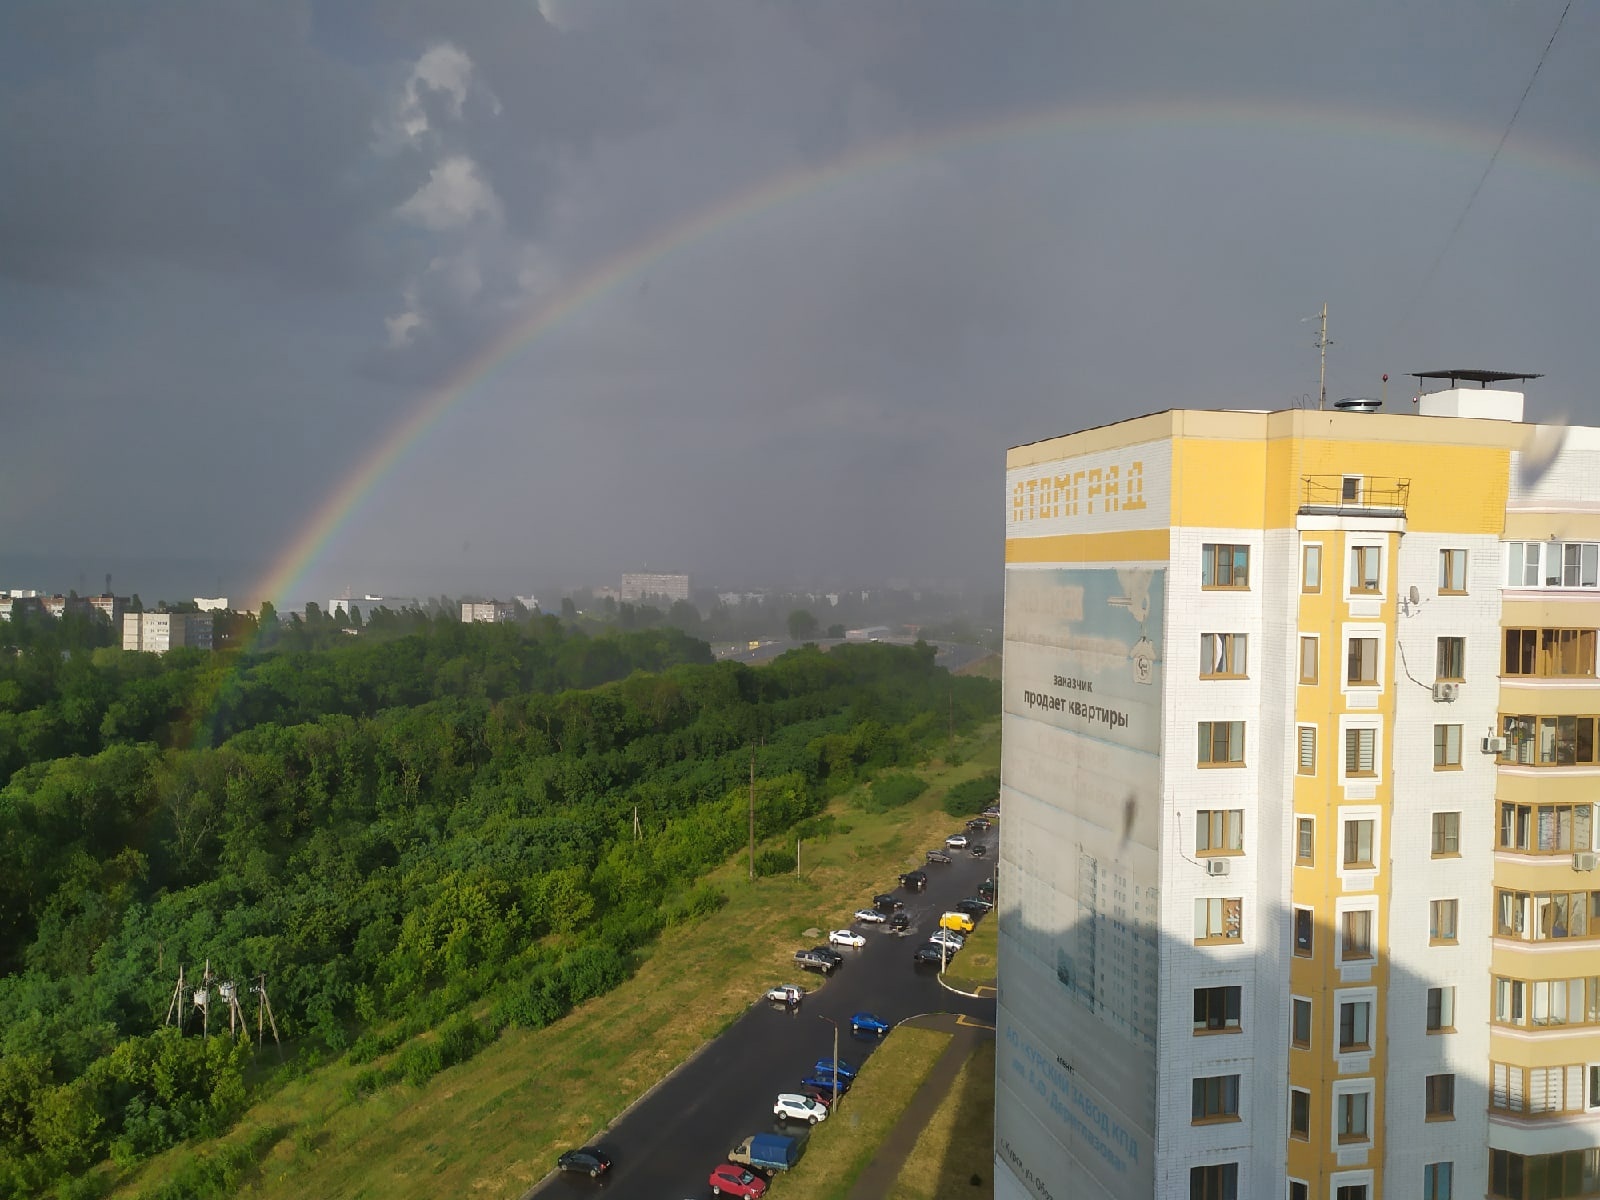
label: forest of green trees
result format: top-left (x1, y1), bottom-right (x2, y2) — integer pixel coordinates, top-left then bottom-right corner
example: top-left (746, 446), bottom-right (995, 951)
top-left (0, 611), bottom-right (996, 1199)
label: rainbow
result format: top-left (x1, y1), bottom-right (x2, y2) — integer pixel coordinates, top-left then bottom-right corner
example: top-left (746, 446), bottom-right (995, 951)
top-left (250, 97), bottom-right (1597, 607)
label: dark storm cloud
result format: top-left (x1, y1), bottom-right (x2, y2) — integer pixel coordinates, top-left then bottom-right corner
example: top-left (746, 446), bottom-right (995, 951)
top-left (1, 0), bottom-right (1596, 604)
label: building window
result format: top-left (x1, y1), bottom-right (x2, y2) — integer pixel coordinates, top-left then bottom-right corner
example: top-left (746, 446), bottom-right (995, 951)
top-left (1590, 1064), bottom-right (1599, 1109)
top-left (1289, 1183), bottom-right (1308, 1200)
top-left (1341, 909), bottom-right (1374, 960)
top-left (1349, 545), bottom-right (1382, 594)
top-left (1434, 724), bottom-right (1462, 769)
top-left (1427, 986), bottom-right (1456, 1032)
top-left (1296, 817), bottom-right (1315, 864)
top-left (1493, 976), bottom-right (1600, 1028)
top-left (1426, 1073), bottom-right (1456, 1120)
top-left (1191, 1074), bottom-right (1241, 1122)
top-left (1291, 996), bottom-right (1312, 1047)
top-left (1194, 897), bottom-right (1243, 944)
top-left (1436, 636), bottom-right (1465, 681)
top-left (1198, 721), bottom-right (1245, 766)
top-left (1507, 540), bottom-right (1600, 588)
top-left (1498, 715), bottom-right (1600, 766)
top-left (1504, 628), bottom-right (1598, 677)
top-left (1431, 812), bottom-right (1460, 856)
top-left (1201, 633), bottom-right (1248, 678)
top-left (1491, 1063), bottom-right (1590, 1114)
top-left (1341, 475), bottom-right (1363, 503)
top-left (1336, 1187), bottom-right (1368, 1200)
top-left (1293, 906), bottom-right (1314, 957)
top-left (1430, 899), bottom-right (1459, 944)
top-left (1190, 1163), bottom-right (1237, 1200)
top-left (1499, 802), bottom-right (1593, 852)
top-left (1201, 544), bottom-right (1250, 589)
top-left (1193, 985), bottom-right (1242, 1033)
top-left (1336, 1088), bottom-right (1370, 1142)
top-left (1494, 888), bottom-right (1599, 941)
top-left (1344, 727), bottom-right (1376, 777)
top-left (1343, 819), bottom-right (1375, 868)
top-left (1423, 1164), bottom-right (1453, 1200)
top-left (1289, 1087), bottom-right (1310, 1139)
top-left (1439, 549), bottom-right (1468, 594)
top-left (1297, 726), bottom-right (1317, 776)
top-left (1299, 635), bottom-right (1319, 684)
top-left (1338, 999), bottom-right (1373, 1051)
top-left (1303, 544), bottom-right (1323, 593)
top-left (1347, 637), bottom-right (1379, 685)
top-left (1196, 809), bottom-right (1243, 855)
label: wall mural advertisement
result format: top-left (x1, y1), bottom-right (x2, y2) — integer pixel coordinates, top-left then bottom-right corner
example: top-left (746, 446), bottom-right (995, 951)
top-left (997, 564), bottom-right (1165, 1200)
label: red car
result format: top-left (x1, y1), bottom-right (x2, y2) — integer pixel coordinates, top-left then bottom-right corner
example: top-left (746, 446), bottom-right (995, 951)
top-left (710, 1163), bottom-right (768, 1197)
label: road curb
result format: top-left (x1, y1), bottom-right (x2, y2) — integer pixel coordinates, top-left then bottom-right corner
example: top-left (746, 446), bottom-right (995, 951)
top-left (936, 974), bottom-right (995, 999)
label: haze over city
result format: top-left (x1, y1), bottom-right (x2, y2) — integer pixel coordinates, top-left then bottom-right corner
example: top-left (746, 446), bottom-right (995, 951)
top-left (3, 1), bottom-right (1597, 608)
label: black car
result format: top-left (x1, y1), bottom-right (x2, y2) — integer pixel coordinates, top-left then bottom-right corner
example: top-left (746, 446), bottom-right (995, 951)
top-left (912, 946), bottom-right (946, 966)
top-left (971, 843), bottom-right (987, 857)
top-left (888, 911), bottom-right (910, 931)
top-left (811, 945), bottom-right (845, 966)
top-left (795, 948), bottom-right (837, 974)
top-left (980, 878), bottom-right (996, 897)
top-left (955, 898), bottom-right (992, 917)
top-left (966, 817), bottom-right (992, 832)
top-left (899, 869), bottom-right (928, 891)
top-left (925, 850), bottom-right (953, 865)
top-left (874, 893), bottom-right (905, 912)
top-left (556, 1147), bottom-right (612, 1177)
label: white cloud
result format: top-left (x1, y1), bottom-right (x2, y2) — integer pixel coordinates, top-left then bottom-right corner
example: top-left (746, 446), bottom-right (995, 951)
top-left (537, 0), bottom-right (586, 32)
top-left (385, 308), bottom-right (424, 347)
top-left (383, 42), bottom-right (498, 146)
top-left (395, 155), bottom-right (503, 231)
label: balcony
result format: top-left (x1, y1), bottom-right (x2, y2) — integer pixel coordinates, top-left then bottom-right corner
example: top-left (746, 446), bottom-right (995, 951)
top-left (1299, 475), bottom-right (1410, 518)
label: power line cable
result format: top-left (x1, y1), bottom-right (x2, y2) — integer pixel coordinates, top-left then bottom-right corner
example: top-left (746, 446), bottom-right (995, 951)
top-left (1382, 0), bottom-right (1573, 357)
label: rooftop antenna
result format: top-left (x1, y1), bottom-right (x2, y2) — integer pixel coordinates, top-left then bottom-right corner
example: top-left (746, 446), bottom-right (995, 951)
top-left (1315, 303), bottom-right (1330, 410)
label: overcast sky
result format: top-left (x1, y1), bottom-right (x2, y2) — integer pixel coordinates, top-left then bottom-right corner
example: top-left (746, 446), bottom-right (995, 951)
top-left (2, 0), bottom-right (1596, 607)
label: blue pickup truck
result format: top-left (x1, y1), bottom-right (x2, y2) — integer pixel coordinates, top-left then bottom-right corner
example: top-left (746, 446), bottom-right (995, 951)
top-left (728, 1132), bottom-right (802, 1173)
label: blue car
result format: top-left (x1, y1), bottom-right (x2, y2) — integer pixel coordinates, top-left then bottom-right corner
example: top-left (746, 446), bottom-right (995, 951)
top-left (814, 1057), bottom-right (858, 1079)
top-left (850, 1012), bottom-right (890, 1037)
top-left (801, 1072), bottom-right (853, 1094)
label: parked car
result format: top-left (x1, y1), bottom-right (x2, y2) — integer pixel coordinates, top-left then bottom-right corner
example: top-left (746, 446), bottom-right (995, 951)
top-left (899, 869), bottom-right (928, 891)
top-left (979, 878), bottom-right (996, 899)
top-left (873, 893), bottom-right (904, 912)
top-left (801, 1086), bottom-right (837, 1109)
top-left (982, 804), bottom-right (1000, 818)
top-left (828, 929), bottom-right (866, 949)
top-left (774, 1092), bottom-right (829, 1125)
top-left (945, 834), bottom-right (969, 849)
top-left (928, 929), bottom-right (966, 950)
top-left (940, 911), bottom-right (976, 933)
top-left (971, 842), bottom-right (988, 857)
top-left (815, 1057), bottom-right (858, 1079)
top-left (925, 849), bottom-right (952, 865)
top-left (556, 1147), bottom-right (612, 1177)
top-left (955, 898), bottom-right (993, 916)
top-left (851, 1011), bottom-right (891, 1036)
top-left (765, 984), bottom-right (805, 1007)
top-left (811, 945), bottom-right (844, 967)
top-left (794, 948), bottom-right (836, 975)
top-left (854, 907), bottom-right (888, 924)
top-left (913, 945), bottom-right (946, 966)
top-left (710, 1163), bottom-right (769, 1197)
top-left (966, 817), bottom-right (992, 832)
top-left (728, 1133), bottom-right (801, 1174)
top-left (801, 1071), bottom-right (853, 1095)
top-left (888, 912), bottom-right (910, 931)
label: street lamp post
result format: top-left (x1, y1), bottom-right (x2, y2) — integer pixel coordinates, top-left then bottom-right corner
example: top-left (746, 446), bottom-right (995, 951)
top-left (818, 1015), bottom-right (839, 1107)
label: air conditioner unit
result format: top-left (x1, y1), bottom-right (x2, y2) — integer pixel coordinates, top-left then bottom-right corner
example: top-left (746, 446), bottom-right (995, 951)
top-left (1482, 736), bottom-right (1508, 754)
top-left (1575, 852), bottom-right (1600, 873)
top-left (1206, 858), bottom-right (1232, 877)
top-left (1431, 682), bottom-right (1460, 702)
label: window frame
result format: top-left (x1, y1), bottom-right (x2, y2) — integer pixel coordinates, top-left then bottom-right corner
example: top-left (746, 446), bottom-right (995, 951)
top-left (1346, 636), bottom-right (1380, 685)
top-left (1338, 996), bottom-right (1374, 1052)
top-left (1201, 543), bottom-right (1251, 590)
top-left (1426, 986), bottom-right (1456, 1034)
top-left (1333, 1081), bottom-right (1372, 1144)
top-left (1430, 898), bottom-right (1459, 945)
top-left (1197, 720), bottom-right (1246, 767)
top-left (1200, 632), bottom-right (1248, 679)
top-left (1291, 995), bottom-right (1312, 1048)
top-left (1339, 905), bottom-right (1376, 963)
top-left (1423, 1162), bottom-right (1453, 1200)
top-left (1288, 1086), bottom-right (1311, 1140)
top-left (1193, 984), bottom-right (1242, 1035)
top-left (1436, 636), bottom-right (1466, 681)
top-left (1298, 634), bottom-right (1319, 684)
top-left (1425, 1072), bottom-right (1456, 1121)
top-left (1195, 809), bottom-right (1244, 857)
top-left (1439, 549), bottom-right (1468, 595)
top-left (1293, 906), bottom-right (1314, 958)
top-left (1348, 544), bottom-right (1383, 595)
top-left (1189, 1163), bottom-right (1238, 1200)
top-left (1194, 896), bottom-right (1244, 945)
top-left (1191, 1073), bottom-right (1242, 1124)
top-left (1295, 816), bottom-right (1315, 865)
top-left (1431, 811), bottom-right (1461, 857)
top-left (1342, 818), bottom-right (1375, 869)
top-left (1342, 723), bottom-right (1379, 781)
top-left (1296, 724), bottom-right (1317, 777)
top-left (1433, 724), bottom-right (1463, 770)
top-left (1302, 543), bottom-right (1323, 594)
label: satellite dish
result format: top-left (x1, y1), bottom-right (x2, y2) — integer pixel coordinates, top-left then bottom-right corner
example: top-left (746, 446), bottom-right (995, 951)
top-left (1408, 585), bottom-right (1421, 605)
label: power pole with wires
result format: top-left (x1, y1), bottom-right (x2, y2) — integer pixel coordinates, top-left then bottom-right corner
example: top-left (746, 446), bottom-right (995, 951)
top-left (1315, 302), bottom-right (1331, 410)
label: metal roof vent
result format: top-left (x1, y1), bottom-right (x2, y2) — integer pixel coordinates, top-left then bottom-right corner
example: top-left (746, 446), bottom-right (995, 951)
top-left (1334, 396), bottom-right (1382, 414)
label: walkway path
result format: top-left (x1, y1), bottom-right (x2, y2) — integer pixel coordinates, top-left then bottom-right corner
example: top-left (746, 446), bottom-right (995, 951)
top-left (846, 1012), bottom-right (995, 1200)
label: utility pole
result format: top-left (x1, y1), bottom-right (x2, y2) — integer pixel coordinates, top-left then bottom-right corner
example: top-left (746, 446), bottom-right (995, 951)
top-left (819, 1015), bottom-right (840, 1107)
top-left (1315, 302), bottom-right (1331, 410)
top-left (165, 963), bottom-right (186, 1030)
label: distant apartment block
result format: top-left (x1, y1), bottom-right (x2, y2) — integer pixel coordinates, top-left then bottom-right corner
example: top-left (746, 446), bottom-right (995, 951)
top-left (621, 572), bottom-right (691, 603)
top-left (123, 611), bottom-right (213, 653)
top-left (515, 594), bottom-right (541, 614)
top-left (193, 597), bottom-right (229, 612)
top-left (461, 601), bottom-right (517, 623)
top-left (327, 595), bottom-right (415, 618)
top-left (0, 590), bottom-right (41, 621)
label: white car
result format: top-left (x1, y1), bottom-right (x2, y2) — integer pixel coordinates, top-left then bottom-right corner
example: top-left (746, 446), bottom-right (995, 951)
top-left (928, 930), bottom-right (966, 950)
top-left (828, 928), bottom-right (867, 948)
top-left (854, 907), bottom-right (888, 924)
top-left (774, 1092), bottom-right (829, 1125)
top-left (945, 834), bottom-right (969, 849)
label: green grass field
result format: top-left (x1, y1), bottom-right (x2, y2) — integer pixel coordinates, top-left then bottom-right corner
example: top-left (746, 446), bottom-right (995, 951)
top-left (886, 1040), bottom-right (996, 1200)
top-left (937, 904), bottom-right (997, 996)
top-left (106, 724), bottom-right (1001, 1200)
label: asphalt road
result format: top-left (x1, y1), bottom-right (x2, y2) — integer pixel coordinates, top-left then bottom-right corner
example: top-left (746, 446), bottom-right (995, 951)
top-left (529, 828), bottom-right (998, 1199)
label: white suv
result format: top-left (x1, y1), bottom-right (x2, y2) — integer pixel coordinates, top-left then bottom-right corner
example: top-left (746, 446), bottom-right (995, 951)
top-left (774, 1093), bottom-right (829, 1125)
top-left (945, 833), bottom-right (969, 849)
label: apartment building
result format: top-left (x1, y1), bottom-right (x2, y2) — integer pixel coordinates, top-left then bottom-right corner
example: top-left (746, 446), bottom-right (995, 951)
top-left (996, 377), bottom-right (1599, 1200)
top-left (620, 572), bottom-right (691, 603)
top-left (461, 600), bottom-right (517, 623)
top-left (122, 610), bottom-right (213, 653)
